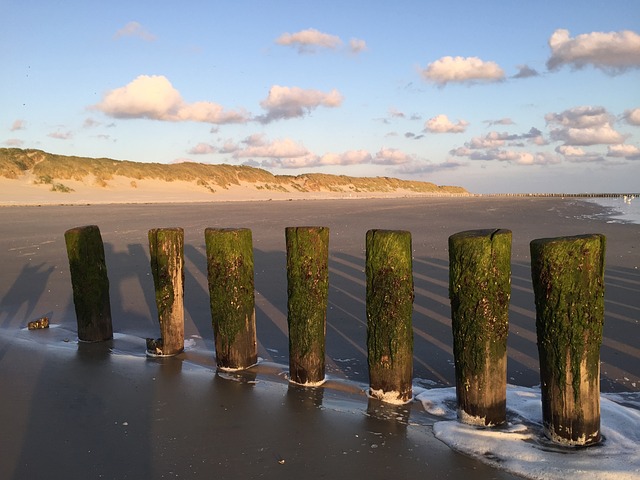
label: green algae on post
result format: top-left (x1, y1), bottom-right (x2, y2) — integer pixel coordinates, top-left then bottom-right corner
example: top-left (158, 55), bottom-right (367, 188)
top-left (366, 229), bottom-right (414, 404)
top-left (449, 229), bottom-right (511, 426)
top-left (530, 234), bottom-right (605, 447)
top-left (64, 225), bottom-right (113, 342)
top-left (205, 228), bottom-right (257, 370)
top-left (148, 228), bottom-right (184, 356)
top-left (286, 226), bottom-right (329, 386)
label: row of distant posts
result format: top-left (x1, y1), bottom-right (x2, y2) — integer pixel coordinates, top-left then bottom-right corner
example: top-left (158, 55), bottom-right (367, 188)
top-left (64, 225), bottom-right (605, 447)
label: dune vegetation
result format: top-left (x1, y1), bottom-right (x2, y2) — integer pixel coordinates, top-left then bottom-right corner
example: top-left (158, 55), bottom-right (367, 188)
top-left (0, 148), bottom-right (468, 195)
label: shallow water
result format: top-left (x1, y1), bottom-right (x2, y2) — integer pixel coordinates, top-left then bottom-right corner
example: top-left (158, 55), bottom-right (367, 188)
top-left (584, 196), bottom-right (640, 225)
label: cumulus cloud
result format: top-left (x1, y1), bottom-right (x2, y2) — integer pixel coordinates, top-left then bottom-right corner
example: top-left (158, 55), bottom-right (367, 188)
top-left (372, 148), bottom-right (412, 165)
top-left (512, 64), bottom-right (539, 79)
top-left (424, 114), bottom-right (469, 133)
top-left (232, 137), bottom-right (310, 159)
top-left (546, 106), bottom-right (625, 145)
top-left (93, 75), bottom-right (249, 124)
top-left (4, 138), bottom-right (24, 146)
top-left (455, 148), bottom-right (560, 165)
top-left (547, 29), bottom-right (640, 73)
top-left (555, 145), bottom-right (604, 163)
top-left (188, 143), bottom-right (216, 154)
top-left (257, 85), bottom-right (343, 123)
top-left (275, 28), bottom-right (342, 53)
top-left (10, 119), bottom-right (25, 131)
top-left (114, 21), bottom-right (157, 42)
top-left (420, 56), bottom-right (505, 85)
top-left (607, 144), bottom-right (640, 160)
top-left (623, 108), bottom-right (640, 125)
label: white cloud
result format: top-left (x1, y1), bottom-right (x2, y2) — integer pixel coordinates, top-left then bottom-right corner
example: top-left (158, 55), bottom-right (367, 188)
top-left (4, 138), bottom-right (24, 146)
top-left (317, 150), bottom-right (372, 166)
top-left (258, 85), bottom-right (343, 123)
top-left (555, 145), bottom-right (604, 162)
top-left (188, 143), bottom-right (216, 154)
top-left (373, 148), bottom-right (413, 165)
top-left (452, 146), bottom-right (561, 165)
top-left (547, 29), bottom-right (640, 73)
top-left (10, 119), bottom-right (25, 131)
top-left (393, 160), bottom-right (464, 175)
top-left (467, 131), bottom-right (508, 149)
top-left (420, 56), bottom-right (505, 85)
top-left (93, 75), bottom-right (249, 124)
top-left (233, 137), bottom-right (310, 159)
top-left (545, 106), bottom-right (611, 128)
top-left (623, 108), bottom-right (640, 126)
top-left (550, 125), bottom-right (625, 146)
top-left (546, 106), bottom-right (625, 145)
top-left (275, 28), bottom-right (342, 53)
top-left (114, 21), bottom-right (156, 42)
top-left (349, 38), bottom-right (367, 54)
top-left (425, 114), bottom-right (469, 133)
top-left (607, 144), bottom-right (640, 160)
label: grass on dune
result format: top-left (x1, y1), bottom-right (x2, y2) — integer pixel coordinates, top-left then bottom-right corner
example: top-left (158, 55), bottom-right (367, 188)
top-left (0, 148), bottom-right (467, 194)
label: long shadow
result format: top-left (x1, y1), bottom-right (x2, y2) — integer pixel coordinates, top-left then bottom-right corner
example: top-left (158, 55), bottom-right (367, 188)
top-left (103, 242), bottom-right (156, 336)
top-left (0, 262), bottom-right (55, 329)
top-left (253, 248), bottom-right (290, 364)
top-left (183, 243), bottom-right (216, 343)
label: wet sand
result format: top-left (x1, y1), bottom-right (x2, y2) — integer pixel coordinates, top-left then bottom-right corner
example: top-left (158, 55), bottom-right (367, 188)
top-left (1, 197), bottom-right (638, 479)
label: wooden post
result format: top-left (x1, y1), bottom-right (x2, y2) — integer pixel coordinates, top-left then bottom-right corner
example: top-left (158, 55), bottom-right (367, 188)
top-left (530, 234), bottom-right (605, 446)
top-left (366, 229), bottom-right (413, 404)
top-left (64, 225), bottom-right (113, 342)
top-left (205, 228), bottom-right (257, 370)
top-left (448, 229), bottom-right (511, 426)
top-left (286, 226), bottom-right (329, 386)
top-left (147, 228), bottom-right (184, 356)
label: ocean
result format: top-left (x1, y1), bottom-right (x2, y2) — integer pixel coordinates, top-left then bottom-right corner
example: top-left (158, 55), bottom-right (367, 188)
top-left (585, 196), bottom-right (640, 225)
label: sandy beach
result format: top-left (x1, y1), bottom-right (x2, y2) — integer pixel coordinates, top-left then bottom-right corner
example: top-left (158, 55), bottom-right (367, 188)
top-left (1, 196), bottom-right (638, 479)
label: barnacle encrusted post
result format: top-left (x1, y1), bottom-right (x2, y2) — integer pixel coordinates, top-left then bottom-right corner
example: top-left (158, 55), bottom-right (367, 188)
top-left (366, 229), bottom-right (414, 404)
top-left (530, 234), bottom-right (605, 447)
top-left (64, 225), bottom-right (113, 342)
top-left (449, 229), bottom-right (511, 426)
top-left (205, 228), bottom-right (257, 370)
top-left (286, 226), bottom-right (329, 386)
top-left (147, 228), bottom-right (184, 356)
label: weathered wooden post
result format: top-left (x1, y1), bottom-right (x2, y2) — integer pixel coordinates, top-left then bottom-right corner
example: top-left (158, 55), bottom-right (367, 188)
top-left (366, 229), bottom-right (414, 404)
top-left (64, 225), bottom-right (113, 342)
top-left (530, 234), bottom-right (605, 446)
top-left (448, 229), bottom-right (511, 426)
top-left (146, 228), bottom-right (184, 356)
top-left (286, 226), bottom-right (329, 385)
top-left (205, 228), bottom-right (257, 370)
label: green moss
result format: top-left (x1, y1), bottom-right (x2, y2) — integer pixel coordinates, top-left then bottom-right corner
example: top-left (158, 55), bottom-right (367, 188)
top-left (366, 230), bottom-right (414, 397)
top-left (148, 228), bottom-right (184, 324)
top-left (64, 225), bottom-right (112, 341)
top-left (286, 227), bottom-right (329, 383)
top-left (530, 234), bottom-right (605, 403)
top-left (205, 228), bottom-right (255, 362)
top-left (449, 229), bottom-right (511, 378)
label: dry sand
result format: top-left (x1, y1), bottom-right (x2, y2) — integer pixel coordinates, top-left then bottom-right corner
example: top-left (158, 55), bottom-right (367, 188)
top-left (0, 194), bottom-right (638, 479)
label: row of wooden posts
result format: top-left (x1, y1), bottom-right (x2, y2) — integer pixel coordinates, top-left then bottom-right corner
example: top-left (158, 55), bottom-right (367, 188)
top-left (64, 225), bottom-right (605, 447)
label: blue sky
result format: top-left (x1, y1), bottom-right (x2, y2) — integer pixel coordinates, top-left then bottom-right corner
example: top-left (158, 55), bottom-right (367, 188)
top-left (2, 1), bottom-right (639, 193)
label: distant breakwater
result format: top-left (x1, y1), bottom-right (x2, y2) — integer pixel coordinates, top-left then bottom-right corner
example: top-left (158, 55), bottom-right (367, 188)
top-left (477, 193), bottom-right (639, 198)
